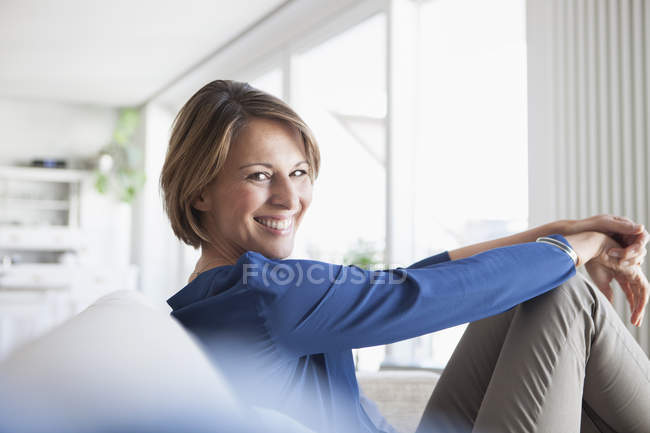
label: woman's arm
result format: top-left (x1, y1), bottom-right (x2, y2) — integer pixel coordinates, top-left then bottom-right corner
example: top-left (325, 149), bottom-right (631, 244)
top-left (448, 215), bottom-right (648, 262)
top-left (240, 238), bottom-right (578, 356)
top-left (444, 214), bottom-right (648, 326)
top-left (448, 220), bottom-right (569, 261)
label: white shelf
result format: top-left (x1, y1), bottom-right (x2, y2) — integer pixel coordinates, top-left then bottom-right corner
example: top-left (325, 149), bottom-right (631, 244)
top-left (0, 166), bottom-right (89, 183)
top-left (0, 263), bottom-right (76, 290)
top-left (0, 226), bottom-right (83, 251)
top-left (2, 198), bottom-right (70, 210)
top-left (0, 164), bottom-right (138, 360)
top-left (0, 165), bottom-right (85, 229)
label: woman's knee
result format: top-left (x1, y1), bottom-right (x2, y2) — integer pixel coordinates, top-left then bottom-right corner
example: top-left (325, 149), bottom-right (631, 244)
top-left (521, 272), bottom-right (600, 323)
top-left (562, 272), bottom-right (612, 311)
top-left (540, 272), bottom-right (621, 341)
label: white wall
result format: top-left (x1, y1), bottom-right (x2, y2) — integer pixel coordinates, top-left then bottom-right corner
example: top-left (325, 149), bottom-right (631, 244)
top-left (131, 102), bottom-right (185, 306)
top-left (0, 97), bottom-right (117, 166)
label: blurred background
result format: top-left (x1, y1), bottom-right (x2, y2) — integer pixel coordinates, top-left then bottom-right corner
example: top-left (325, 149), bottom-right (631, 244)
top-left (0, 0), bottom-right (648, 370)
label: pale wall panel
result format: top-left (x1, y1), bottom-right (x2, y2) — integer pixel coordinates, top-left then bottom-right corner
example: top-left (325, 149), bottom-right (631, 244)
top-left (528, 0), bottom-right (650, 353)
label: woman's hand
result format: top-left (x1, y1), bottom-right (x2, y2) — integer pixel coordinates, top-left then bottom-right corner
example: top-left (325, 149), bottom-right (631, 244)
top-left (585, 259), bottom-right (649, 327)
top-left (562, 214), bottom-right (649, 266)
top-left (570, 231), bottom-right (650, 327)
top-left (564, 231), bottom-right (612, 268)
top-left (564, 231), bottom-right (647, 326)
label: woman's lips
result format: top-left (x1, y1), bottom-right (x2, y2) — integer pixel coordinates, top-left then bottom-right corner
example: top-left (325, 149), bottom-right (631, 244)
top-left (254, 216), bottom-right (293, 235)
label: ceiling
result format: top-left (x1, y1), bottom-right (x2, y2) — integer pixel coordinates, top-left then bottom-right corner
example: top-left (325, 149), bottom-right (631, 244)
top-left (0, 0), bottom-right (287, 107)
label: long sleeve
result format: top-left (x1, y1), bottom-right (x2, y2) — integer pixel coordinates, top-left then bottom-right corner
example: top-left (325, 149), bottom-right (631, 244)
top-left (240, 235), bottom-right (577, 357)
top-left (406, 250), bottom-right (451, 268)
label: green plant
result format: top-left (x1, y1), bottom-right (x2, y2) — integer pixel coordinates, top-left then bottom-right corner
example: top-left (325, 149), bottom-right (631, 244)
top-left (342, 239), bottom-right (384, 270)
top-left (94, 108), bottom-right (146, 203)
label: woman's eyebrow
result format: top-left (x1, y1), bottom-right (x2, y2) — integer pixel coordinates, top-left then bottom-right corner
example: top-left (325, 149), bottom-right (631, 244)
top-left (239, 160), bottom-right (308, 170)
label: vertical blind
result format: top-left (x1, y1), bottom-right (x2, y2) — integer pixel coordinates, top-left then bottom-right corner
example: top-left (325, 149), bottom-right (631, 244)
top-left (530, 0), bottom-right (649, 353)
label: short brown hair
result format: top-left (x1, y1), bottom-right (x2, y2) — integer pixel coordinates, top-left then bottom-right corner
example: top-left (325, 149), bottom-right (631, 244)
top-left (160, 80), bottom-right (321, 249)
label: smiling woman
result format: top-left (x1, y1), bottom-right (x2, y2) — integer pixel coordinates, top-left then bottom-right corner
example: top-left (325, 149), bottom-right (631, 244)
top-left (159, 80), bottom-right (320, 282)
top-left (189, 117), bottom-right (313, 275)
top-left (159, 80), bottom-right (650, 433)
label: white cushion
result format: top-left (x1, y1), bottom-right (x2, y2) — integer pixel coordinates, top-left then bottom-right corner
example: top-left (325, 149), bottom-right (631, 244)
top-left (0, 290), bottom-right (248, 433)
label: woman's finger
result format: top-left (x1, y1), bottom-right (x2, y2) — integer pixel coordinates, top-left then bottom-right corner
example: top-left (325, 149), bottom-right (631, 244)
top-left (622, 268), bottom-right (648, 327)
top-left (618, 251), bottom-right (647, 267)
top-left (618, 245), bottom-right (640, 260)
top-left (604, 215), bottom-right (644, 235)
top-left (632, 269), bottom-right (649, 326)
top-left (613, 246), bottom-right (647, 264)
top-left (635, 249), bottom-right (646, 266)
top-left (630, 276), bottom-right (642, 326)
top-left (579, 214), bottom-right (642, 237)
top-left (626, 279), bottom-right (638, 322)
top-left (614, 274), bottom-right (637, 325)
top-left (629, 229), bottom-right (650, 249)
top-left (608, 233), bottom-right (648, 259)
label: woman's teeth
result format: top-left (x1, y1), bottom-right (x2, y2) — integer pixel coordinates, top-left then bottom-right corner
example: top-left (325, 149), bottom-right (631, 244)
top-left (254, 217), bottom-right (292, 230)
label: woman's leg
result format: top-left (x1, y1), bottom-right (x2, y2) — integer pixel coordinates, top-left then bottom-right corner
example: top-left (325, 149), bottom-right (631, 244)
top-left (415, 272), bottom-right (650, 433)
top-left (578, 273), bottom-right (650, 432)
top-left (415, 303), bottom-right (517, 432)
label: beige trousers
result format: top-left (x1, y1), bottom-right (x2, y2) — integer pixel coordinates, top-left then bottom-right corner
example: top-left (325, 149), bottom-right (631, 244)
top-left (415, 272), bottom-right (650, 433)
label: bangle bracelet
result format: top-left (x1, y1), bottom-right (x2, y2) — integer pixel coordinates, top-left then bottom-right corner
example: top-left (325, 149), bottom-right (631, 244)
top-left (536, 236), bottom-right (579, 266)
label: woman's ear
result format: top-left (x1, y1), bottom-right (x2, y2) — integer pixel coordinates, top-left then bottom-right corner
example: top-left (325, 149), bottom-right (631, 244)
top-left (191, 189), bottom-right (211, 212)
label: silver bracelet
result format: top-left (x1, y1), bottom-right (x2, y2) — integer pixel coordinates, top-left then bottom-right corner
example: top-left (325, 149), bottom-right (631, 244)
top-left (536, 236), bottom-right (579, 266)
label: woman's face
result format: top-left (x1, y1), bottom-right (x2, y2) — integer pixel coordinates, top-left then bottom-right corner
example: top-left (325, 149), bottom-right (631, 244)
top-left (193, 117), bottom-right (313, 262)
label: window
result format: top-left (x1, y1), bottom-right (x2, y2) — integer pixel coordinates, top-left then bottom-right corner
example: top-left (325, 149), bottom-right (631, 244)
top-left (180, 0), bottom-right (527, 371)
top-left (290, 13), bottom-right (387, 371)
top-left (413, 0), bottom-right (528, 368)
top-left (290, 13), bottom-right (387, 268)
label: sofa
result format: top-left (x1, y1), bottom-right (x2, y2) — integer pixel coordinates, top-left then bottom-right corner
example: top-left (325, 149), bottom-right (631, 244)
top-left (0, 290), bottom-right (438, 433)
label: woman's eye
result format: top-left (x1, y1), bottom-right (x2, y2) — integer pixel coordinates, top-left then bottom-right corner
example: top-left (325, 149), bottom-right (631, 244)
top-left (248, 169), bottom-right (307, 182)
top-left (248, 172), bottom-right (270, 181)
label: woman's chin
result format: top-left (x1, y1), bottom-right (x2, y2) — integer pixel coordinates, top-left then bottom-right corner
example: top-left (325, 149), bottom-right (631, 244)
top-left (253, 241), bottom-right (293, 260)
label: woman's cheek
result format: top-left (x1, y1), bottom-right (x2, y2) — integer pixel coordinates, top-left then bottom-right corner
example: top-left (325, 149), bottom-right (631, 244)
top-left (300, 182), bottom-right (313, 207)
top-left (233, 188), bottom-right (264, 216)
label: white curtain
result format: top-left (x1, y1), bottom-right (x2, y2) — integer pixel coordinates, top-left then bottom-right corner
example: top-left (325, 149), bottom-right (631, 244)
top-left (527, 0), bottom-right (650, 354)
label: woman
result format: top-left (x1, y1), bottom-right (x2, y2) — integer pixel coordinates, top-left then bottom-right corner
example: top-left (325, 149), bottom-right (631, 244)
top-left (161, 80), bottom-right (649, 433)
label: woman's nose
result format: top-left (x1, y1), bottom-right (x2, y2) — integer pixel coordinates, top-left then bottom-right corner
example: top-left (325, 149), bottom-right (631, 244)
top-left (270, 175), bottom-right (300, 210)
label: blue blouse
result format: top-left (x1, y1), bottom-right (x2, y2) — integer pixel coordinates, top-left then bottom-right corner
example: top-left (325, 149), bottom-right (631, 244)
top-left (167, 234), bottom-right (576, 433)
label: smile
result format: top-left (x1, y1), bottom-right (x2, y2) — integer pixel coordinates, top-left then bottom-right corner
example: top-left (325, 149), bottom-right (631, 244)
top-left (254, 216), bottom-right (293, 234)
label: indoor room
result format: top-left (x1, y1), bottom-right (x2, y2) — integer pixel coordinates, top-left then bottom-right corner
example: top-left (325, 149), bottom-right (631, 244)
top-left (0, 1), bottom-right (648, 432)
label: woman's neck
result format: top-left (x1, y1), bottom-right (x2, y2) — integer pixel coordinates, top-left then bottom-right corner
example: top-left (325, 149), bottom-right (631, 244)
top-left (188, 244), bottom-right (241, 283)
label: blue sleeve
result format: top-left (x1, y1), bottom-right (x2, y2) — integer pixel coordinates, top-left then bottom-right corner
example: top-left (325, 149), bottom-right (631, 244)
top-left (240, 234), bottom-right (576, 357)
top-left (406, 251), bottom-right (451, 268)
